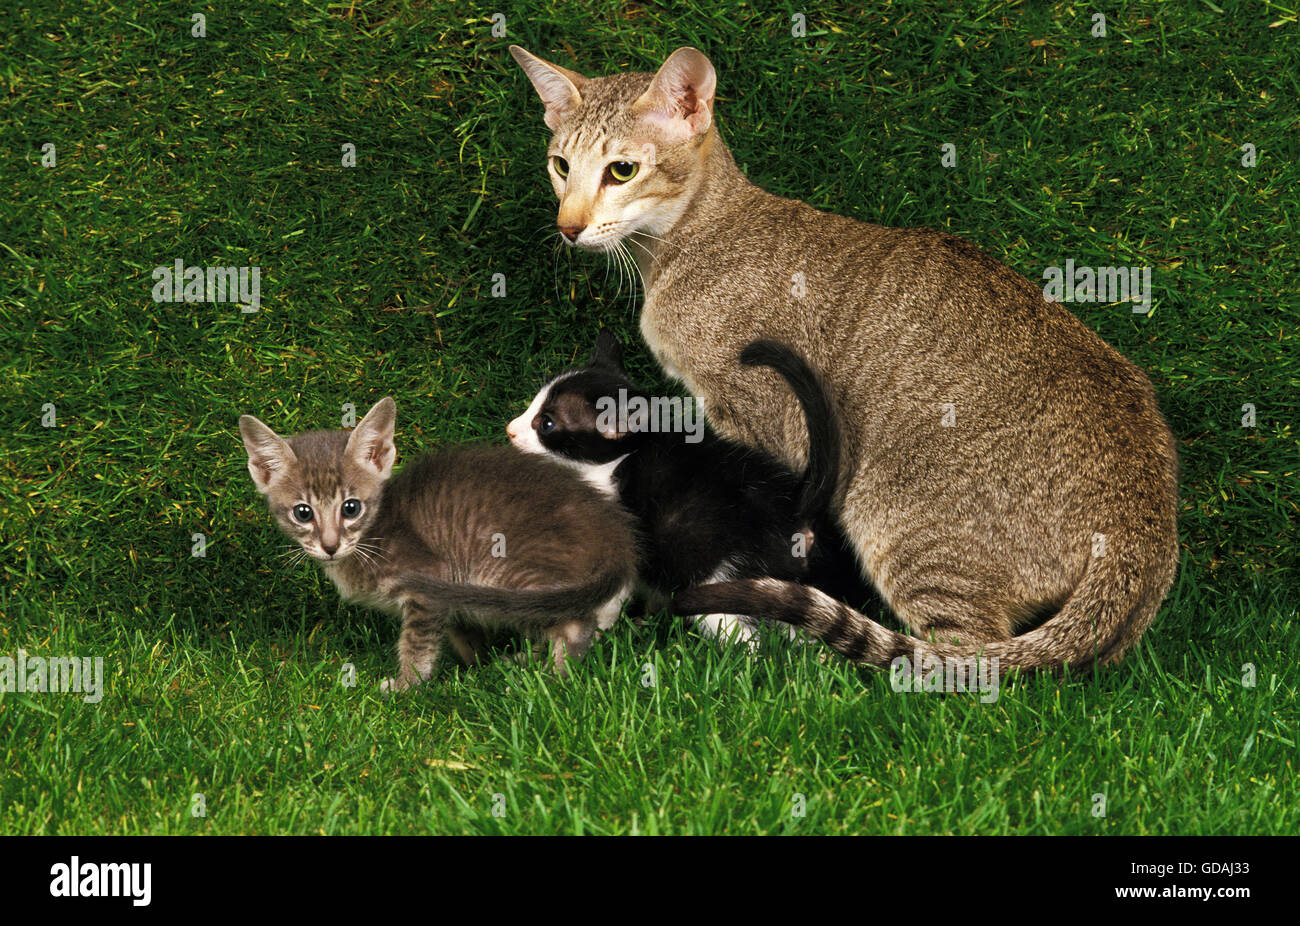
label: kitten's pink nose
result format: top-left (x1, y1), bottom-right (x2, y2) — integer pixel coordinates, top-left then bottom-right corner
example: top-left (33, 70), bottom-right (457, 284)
top-left (321, 542), bottom-right (338, 557)
top-left (506, 423), bottom-right (518, 440)
top-left (559, 224), bottom-right (585, 242)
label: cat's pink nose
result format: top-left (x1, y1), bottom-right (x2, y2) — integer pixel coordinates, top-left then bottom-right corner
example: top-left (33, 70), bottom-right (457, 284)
top-left (559, 224), bottom-right (585, 242)
top-left (506, 423), bottom-right (518, 439)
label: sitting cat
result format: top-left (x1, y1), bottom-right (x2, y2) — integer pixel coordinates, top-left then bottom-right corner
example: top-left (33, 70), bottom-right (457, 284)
top-left (507, 330), bottom-right (866, 649)
top-left (239, 397), bottom-right (638, 691)
top-left (510, 44), bottom-right (1180, 675)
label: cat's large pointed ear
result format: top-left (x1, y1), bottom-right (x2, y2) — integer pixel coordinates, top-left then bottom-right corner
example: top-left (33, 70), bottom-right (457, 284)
top-left (346, 397), bottom-right (397, 479)
top-left (589, 329), bottom-right (625, 372)
top-left (509, 46), bottom-right (587, 132)
top-left (239, 415), bottom-right (297, 494)
top-left (632, 47), bottom-right (716, 144)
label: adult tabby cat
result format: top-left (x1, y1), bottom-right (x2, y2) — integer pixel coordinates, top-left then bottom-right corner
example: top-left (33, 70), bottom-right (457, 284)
top-left (510, 44), bottom-right (1179, 674)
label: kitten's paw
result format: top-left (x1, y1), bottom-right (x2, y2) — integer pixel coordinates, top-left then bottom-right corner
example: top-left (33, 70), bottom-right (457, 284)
top-left (693, 613), bottom-right (761, 654)
top-left (787, 625), bottom-right (818, 646)
top-left (511, 643), bottom-right (544, 666)
top-left (380, 675), bottom-right (416, 695)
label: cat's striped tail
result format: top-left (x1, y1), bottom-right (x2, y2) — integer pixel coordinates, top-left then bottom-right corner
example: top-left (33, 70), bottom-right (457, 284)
top-left (395, 570), bottom-right (629, 622)
top-left (739, 340), bottom-right (840, 524)
top-left (673, 544), bottom-right (1169, 675)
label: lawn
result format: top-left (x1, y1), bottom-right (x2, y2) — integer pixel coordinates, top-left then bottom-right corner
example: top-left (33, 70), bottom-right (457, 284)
top-left (1, 0), bottom-right (1295, 834)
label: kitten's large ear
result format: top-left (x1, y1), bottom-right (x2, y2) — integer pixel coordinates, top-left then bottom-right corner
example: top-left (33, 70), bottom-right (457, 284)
top-left (346, 397), bottom-right (397, 479)
top-left (589, 329), bottom-right (625, 372)
top-left (509, 46), bottom-right (587, 132)
top-left (632, 47), bottom-right (716, 144)
top-left (239, 415), bottom-right (297, 494)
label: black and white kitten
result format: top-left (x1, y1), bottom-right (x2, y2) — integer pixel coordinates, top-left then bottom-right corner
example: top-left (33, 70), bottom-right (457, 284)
top-left (507, 331), bottom-right (861, 649)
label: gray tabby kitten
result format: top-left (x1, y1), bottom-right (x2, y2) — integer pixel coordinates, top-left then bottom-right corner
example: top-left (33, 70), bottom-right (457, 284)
top-left (511, 45), bottom-right (1179, 675)
top-left (239, 397), bottom-right (638, 692)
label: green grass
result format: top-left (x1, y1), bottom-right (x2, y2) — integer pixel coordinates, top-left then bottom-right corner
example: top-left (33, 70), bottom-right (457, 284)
top-left (1, 0), bottom-right (1296, 834)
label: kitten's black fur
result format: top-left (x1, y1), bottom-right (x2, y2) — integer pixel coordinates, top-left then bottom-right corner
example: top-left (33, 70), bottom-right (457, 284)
top-left (513, 332), bottom-right (869, 642)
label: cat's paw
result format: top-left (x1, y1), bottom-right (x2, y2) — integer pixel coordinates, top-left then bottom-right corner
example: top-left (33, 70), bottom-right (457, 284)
top-left (379, 675), bottom-right (413, 695)
top-left (787, 625), bottom-right (818, 646)
top-left (694, 613), bottom-right (760, 654)
top-left (511, 643), bottom-right (545, 666)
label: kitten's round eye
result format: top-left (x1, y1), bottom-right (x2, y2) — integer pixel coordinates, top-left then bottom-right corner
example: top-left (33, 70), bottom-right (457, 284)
top-left (539, 415), bottom-right (556, 434)
top-left (292, 504), bottom-right (314, 523)
top-left (552, 156), bottom-right (569, 179)
top-left (341, 499), bottom-right (362, 519)
top-left (607, 161), bottom-right (638, 183)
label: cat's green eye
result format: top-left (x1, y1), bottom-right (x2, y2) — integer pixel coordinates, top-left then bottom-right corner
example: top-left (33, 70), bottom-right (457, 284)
top-left (292, 504), bottom-right (314, 523)
top-left (341, 499), bottom-right (362, 519)
top-left (552, 156), bottom-right (569, 179)
top-left (607, 161), bottom-right (638, 183)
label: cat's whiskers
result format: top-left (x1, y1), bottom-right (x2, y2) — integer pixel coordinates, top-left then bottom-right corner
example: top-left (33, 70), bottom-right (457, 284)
top-left (614, 239), bottom-right (646, 313)
top-left (613, 240), bottom-right (634, 306)
top-left (278, 545), bottom-right (308, 564)
top-left (628, 229), bottom-right (681, 256)
top-left (598, 238), bottom-right (626, 305)
top-left (621, 234), bottom-right (660, 284)
top-left (549, 230), bottom-right (570, 308)
top-left (352, 540), bottom-right (390, 568)
top-left (610, 241), bottom-right (631, 307)
top-left (601, 235), bottom-right (617, 293)
top-left (527, 222), bottom-right (561, 243)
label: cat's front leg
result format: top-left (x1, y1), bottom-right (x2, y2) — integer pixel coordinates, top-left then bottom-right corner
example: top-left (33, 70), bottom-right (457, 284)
top-left (381, 603), bottom-right (446, 694)
top-left (546, 619), bottom-right (596, 678)
top-left (638, 303), bottom-right (699, 389)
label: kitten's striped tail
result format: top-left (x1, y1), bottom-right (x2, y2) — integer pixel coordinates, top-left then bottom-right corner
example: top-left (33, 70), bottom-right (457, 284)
top-left (395, 570), bottom-right (628, 622)
top-left (673, 541), bottom-right (1168, 675)
top-left (739, 340), bottom-right (840, 523)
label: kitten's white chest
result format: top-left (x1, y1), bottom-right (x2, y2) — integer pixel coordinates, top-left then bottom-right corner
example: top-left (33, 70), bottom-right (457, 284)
top-left (555, 454), bottom-right (627, 497)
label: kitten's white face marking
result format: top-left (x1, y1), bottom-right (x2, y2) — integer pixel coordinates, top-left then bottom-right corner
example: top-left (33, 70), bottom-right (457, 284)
top-left (507, 373), bottom-right (570, 455)
top-left (507, 377), bottom-right (627, 498)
